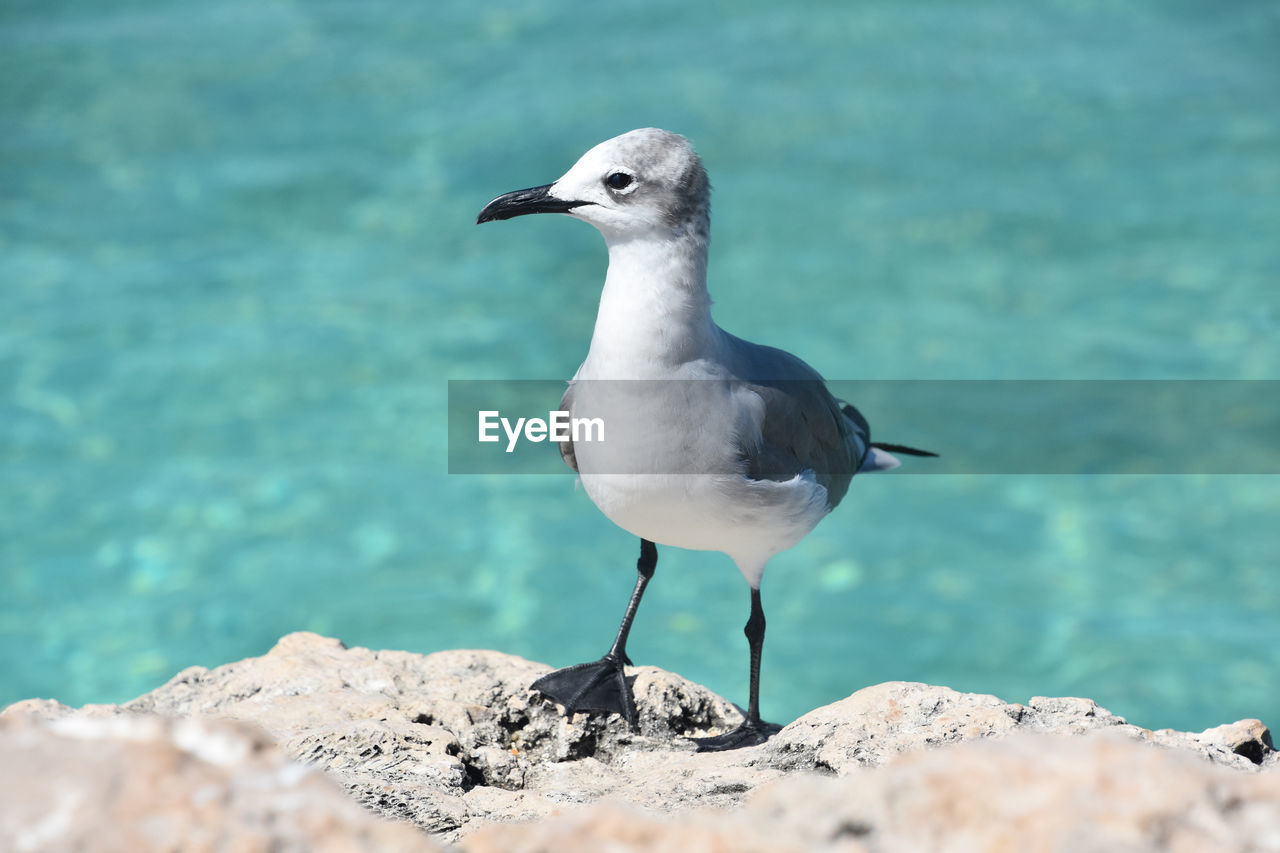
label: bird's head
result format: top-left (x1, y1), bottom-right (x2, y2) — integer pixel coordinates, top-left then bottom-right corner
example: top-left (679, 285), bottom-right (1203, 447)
top-left (476, 128), bottom-right (710, 242)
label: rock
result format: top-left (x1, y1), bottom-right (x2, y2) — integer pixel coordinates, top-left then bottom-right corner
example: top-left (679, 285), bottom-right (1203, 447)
top-left (769, 682), bottom-right (1123, 773)
top-left (463, 799), bottom-right (823, 853)
top-left (805, 731), bottom-right (1280, 853)
top-left (769, 681), bottom-right (1276, 775)
top-left (2, 631), bottom-right (1276, 849)
top-left (5, 633), bottom-right (766, 842)
top-left (466, 733), bottom-right (1280, 853)
top-left (0, 711), bottom-right (440, 853)
top-left (1178, 718), bottom-right (1277, 767)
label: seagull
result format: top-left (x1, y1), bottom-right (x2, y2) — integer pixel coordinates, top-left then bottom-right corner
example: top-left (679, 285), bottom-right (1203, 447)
top-left (476, 128), bottom-right (935, 751)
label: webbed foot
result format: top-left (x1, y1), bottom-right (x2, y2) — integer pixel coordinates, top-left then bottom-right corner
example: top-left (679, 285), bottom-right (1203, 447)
top-left (531, 653), bottom-right (637, 728)
top-left (691, 717), bottom-right (782, 752)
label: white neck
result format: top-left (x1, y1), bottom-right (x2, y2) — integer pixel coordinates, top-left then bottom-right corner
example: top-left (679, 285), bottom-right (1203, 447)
top-left (580, 229), bottom-right (718, 378)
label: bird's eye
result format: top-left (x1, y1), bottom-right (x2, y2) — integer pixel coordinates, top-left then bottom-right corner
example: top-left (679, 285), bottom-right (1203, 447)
top-left (605, 172), bottom-right (633, 191)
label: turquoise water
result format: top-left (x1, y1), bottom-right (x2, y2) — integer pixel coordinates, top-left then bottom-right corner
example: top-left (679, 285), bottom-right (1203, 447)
top-left (3, 1), bottom-right (1277, 733)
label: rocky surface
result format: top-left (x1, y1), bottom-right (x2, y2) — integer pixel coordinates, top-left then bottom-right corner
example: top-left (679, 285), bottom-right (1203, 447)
top-left (466, 733), bottom-right (1280, 853)
top-left (0, 710), bottom-right (440, 853)
top-left (2, 631), bottom-right (1277, 851)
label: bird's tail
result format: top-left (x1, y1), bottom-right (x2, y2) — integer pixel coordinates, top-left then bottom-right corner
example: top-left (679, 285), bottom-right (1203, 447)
top-left (870, 442), bottom-right (938, 458)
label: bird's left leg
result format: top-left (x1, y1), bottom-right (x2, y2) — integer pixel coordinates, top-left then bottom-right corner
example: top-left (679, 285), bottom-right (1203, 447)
top-left (692, 586), bottom-right (783, 751)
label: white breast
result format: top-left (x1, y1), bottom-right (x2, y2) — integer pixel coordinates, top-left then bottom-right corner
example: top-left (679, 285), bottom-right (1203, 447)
top-left (577, 470), bottom-right (831, 588)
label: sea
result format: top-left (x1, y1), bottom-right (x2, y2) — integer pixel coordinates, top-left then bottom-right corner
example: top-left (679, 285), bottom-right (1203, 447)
top-left (2, 0), bottom-right (1277, 733)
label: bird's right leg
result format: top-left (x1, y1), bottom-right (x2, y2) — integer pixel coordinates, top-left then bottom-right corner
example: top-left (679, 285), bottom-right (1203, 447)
top-left (530, 538), bottom-right (657, 729)
top-left (691, 586), bottom-right (783, 751)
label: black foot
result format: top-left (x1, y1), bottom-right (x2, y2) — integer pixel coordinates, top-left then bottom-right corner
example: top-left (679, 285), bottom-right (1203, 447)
top-left (530, 654), bottom-right (637, 728)
top-left (692, 717), bottom-right (782, 752)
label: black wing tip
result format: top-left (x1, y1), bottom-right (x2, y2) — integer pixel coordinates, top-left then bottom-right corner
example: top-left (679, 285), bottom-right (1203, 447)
top-left (871, 442), bottom-right (939, 458)
top-left (840, 403), bottom-right (871, 434)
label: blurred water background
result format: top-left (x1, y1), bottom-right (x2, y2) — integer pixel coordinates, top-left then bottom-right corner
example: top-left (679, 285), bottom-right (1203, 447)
top-left (2, 0), bottom-right (1277, 732)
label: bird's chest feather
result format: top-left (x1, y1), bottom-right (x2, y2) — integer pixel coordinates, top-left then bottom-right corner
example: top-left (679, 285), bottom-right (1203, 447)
top-left (566, 374), bottom-right (749, 477)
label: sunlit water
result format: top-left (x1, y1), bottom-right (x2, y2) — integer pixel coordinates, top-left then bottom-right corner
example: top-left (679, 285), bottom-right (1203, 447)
top-left (2, 0), bottom-right (1277, 732)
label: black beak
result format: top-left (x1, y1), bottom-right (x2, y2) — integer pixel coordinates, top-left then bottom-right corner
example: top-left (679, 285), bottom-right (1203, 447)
top-left (476, 184), bottom-right (591, 224)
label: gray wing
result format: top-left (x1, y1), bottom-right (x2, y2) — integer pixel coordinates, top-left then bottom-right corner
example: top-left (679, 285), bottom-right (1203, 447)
top-left (728, 338), bottom-right (870, 511)
top-left (558, 383), bottom-right (578, 473)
